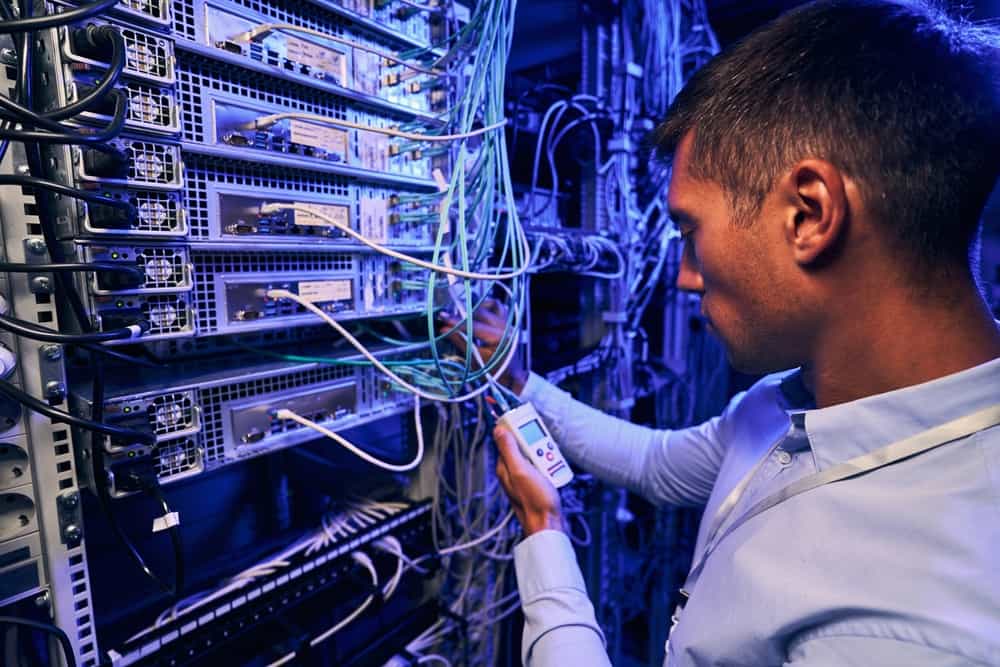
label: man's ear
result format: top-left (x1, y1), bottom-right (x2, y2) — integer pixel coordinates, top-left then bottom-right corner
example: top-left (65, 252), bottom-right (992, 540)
top-left (780, 159), bottom-right (849, 267)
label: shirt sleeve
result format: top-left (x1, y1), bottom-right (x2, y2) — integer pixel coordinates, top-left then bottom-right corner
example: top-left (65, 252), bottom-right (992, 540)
top-left (514, 530), bottom-right (611, 667)
top-left (785, 635), bottom-right (985, 666)
top-left (519, 372), bottom-right (736, 507)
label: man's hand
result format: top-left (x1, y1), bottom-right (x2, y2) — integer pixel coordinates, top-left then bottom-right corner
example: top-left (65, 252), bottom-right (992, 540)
top-left (493, 424), bottom-right (564, 537)
top-left (438, 298), bottom-right (528, 394)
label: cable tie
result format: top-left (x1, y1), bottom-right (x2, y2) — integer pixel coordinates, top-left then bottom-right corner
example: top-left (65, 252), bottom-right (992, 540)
top-left (152, 511), bottom-right (180, 533)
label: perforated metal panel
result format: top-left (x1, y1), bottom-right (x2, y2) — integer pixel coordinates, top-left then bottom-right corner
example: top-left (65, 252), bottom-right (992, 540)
top-left (123, 82), bottom-right (179, 133)
top-left (183, 154), bottom-right (349, 238)
top-left (128, 140), bottom-right (182, 185)
top-left (197, 365), bottom-right (353, 462)
top-left (61, 23), bottom-right (177, 85)
top-left (118, 0), bottom-right (172, 27)
top-left (150, 392), bottom-right (199, 436)
top-left (120, 26), bottom-right (175, 80)
top-left (155, 437), bottom-right (202, 480)
top-left (141, 294), bottom-right (194, 336)
top-left (176, 53), bottom-right (348, 144)
top-left (192, 250), bottom-right (353, 332)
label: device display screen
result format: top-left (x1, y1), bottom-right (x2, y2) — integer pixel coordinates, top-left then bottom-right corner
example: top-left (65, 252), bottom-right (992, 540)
top-left (518, 419), bottom-right (547, 444)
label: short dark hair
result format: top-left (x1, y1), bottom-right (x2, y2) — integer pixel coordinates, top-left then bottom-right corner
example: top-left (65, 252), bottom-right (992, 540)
top-left (653, 0), bottom-right (1000, 272)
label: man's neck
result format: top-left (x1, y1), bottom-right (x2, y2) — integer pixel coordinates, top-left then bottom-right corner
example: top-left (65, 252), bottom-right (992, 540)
top-left (802, 287), bottom-right (1000, 409)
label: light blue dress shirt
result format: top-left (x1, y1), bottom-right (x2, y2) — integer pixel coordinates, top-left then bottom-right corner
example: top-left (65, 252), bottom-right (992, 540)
top-left (513, 356), bottom-right (1000, 666)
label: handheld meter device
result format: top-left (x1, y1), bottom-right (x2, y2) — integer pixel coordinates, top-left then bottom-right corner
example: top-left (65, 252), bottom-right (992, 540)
top-left (496, 402), bottom-right (574, 488)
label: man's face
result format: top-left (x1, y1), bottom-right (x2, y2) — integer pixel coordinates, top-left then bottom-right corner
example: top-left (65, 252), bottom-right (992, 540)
top-left (668, 133), bottom-right (807, 374)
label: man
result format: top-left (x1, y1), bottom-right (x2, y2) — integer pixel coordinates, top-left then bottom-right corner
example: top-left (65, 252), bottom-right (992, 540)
top-left (446, 0), bottom-right (1000, 664)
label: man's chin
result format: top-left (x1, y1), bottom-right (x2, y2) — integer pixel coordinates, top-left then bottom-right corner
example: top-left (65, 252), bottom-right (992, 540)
top-left (722, 343), bottom-right (787, 376)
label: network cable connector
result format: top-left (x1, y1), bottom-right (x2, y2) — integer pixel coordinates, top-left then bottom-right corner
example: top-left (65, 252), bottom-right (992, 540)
top-left (201, 0), bottom-right (437, 111)
top-left (191, 249), bottom-right (426, 336)
top-left (72, 344), bottom-right (416, 481)
top-left (59, 21), bottom-right (176, 86)
top-left (69, 387), bottom-right (204, 496)
top-left (175, 51), bottom-right (439, 188)
top-left (78, 243), bottom-right (194, 294)
top-left (204, 3), bottom-right (352, 87)
top-left (74, 137), bottom-right (184, 190)
top-left (222, 109), bottom-right (351, 164)
top-left (105, 500), bottom-right (436, 667)
top-left (43, 65), bottom-right (181, 138)
top-left (205, 187), bottom-right (432, 248)
top-left (91, 391), bottom-right (204, 495)
top-left (82, 188), bottom-right (187, 238)
top-left (89, 291), bottom-right (195, 342)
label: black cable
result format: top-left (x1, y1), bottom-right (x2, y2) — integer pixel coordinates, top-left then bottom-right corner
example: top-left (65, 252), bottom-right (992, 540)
top-left (78, 342), bottom-right (161, 367)
top-left (0, 88), bottom-right (128, 147)
top-left (6, 0), bottom-right (182, 605)
top-left (0, 174), bottom-right (137, 216)
top-left (0, 616), bottom-right (76, 667)
top-left (89, 359), bottom-right (177, 596)
top-left (0, 26), bottom-right (124, 124)
top-left (143, 478), bottom-right (185, 595)
top-left (17, 0), bottom-right (92, 332)
top-left (45, 25), bottom-right (125, 121)
top-left (0, 312), bottom-right (150, 344)
top-left (0, 379), bottom-right (155, 445)
top-left (0, 0), bottom-right (118, 33)
top-left (0, 261), bottom-right (144, 280)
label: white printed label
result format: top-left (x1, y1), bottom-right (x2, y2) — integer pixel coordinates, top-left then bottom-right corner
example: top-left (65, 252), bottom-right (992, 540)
top-left (293, 203), bottom-right (350, 229)
top-left (289, 120), bottom-right (348, 157)
top-left (284, 36), bottom-right (347, 86)
top-left (358, 131), bottom-right (389, 172)
top-left (298, 280), bottom-right (352, 303)
top-left (359, 197), bottom-right (388, 243)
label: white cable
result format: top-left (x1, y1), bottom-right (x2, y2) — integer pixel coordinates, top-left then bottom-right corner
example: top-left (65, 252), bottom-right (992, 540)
top-left (246, 113), bottom-right (507, 142)
top-left (265, 289), bottom-right (520, 403)
top-left (437, 510), bottom-right (514, 556)
top-left (266, 653), bottom-right (296, 667)
top-left (275, 397), bottom-right (424, 472)
top-left (309, 552), bottom-right (379, 647)
top-left (417, 655), bottom-right (453, 666)
top-left (375, 536), bottom-right (406, 598)
top-left (259, 204), bottom-right (530, 281)
top-left (232, 23), bottom-right (441, 75)
top-left (268, 551), bottom-right (380, 666)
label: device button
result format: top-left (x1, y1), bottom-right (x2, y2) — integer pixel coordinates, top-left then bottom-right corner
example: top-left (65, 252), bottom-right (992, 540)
top-left (536, 448), bottom-right (544, 457)
top-left (547, 442), bottom-right (554, 450)
top-left (545, 452), bottom-right (555, 461)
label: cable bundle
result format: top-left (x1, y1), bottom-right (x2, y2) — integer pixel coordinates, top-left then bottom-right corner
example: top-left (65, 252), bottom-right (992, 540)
top-left (0, 0), bottom-right (183, 617)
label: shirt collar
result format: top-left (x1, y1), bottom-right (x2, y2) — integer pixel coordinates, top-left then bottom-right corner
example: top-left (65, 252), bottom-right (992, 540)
top-left (789, 356), bottom-right (1000, 471)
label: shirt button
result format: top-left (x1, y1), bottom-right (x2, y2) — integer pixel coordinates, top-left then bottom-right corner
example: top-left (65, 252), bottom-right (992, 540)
top-left (776, 450), bottom-right (792, 465)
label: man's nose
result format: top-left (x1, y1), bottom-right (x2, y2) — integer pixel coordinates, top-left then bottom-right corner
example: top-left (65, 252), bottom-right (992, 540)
top-left (675, 243), bottom-right (704, 294)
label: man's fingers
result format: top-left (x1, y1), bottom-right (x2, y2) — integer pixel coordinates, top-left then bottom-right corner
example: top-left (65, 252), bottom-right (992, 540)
top-left (473, 302), bottom-right (506, 329)
top-left (493, 425), bottom-right (531, 477)
top-left (438, 324), bottom-right (468, 355)
top-left (495, 457), bottom-right (513, 496)
top-left (482, 297), bottom-right (506, 317)
top-left (438, 319), bottom-right (505, 348)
